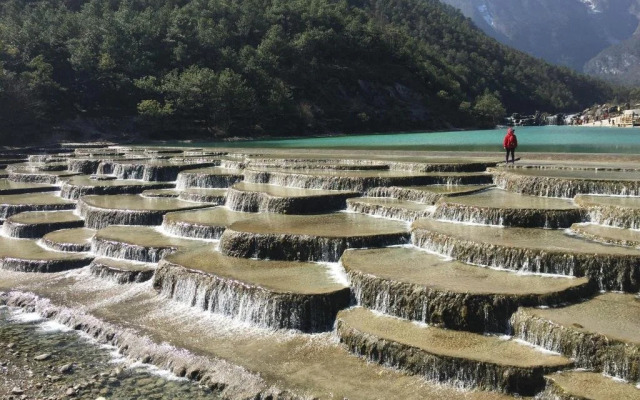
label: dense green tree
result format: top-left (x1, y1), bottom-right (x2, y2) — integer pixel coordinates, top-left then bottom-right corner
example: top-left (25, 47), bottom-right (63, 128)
top-left (0, 0), bottom-right (625, 143)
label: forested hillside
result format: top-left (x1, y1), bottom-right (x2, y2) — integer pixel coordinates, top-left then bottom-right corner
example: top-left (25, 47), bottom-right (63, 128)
top-left (0, 0), bottom-right (617, 143)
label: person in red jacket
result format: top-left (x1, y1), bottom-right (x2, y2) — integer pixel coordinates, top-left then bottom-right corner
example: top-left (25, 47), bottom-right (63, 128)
top-left (503, 127), bottom-right (518, 164)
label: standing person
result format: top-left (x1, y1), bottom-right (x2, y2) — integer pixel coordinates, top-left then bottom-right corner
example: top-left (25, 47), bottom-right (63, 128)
top-left (503, 127), bottom-right (517, 164)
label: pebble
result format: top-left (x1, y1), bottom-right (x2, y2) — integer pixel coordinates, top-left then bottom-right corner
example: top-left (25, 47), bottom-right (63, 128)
top-left (11, 386), bottom-right (24, 395)
top-left (34, 353), bottom-right (51, 361)
top-left (66, 387), bottom-right (76, 396)
top-left (59, 363), bottom-right (73, 374)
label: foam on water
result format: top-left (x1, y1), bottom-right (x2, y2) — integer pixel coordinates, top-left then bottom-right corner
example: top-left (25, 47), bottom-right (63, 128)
top-left (325, 262), bottom-right (350, 286)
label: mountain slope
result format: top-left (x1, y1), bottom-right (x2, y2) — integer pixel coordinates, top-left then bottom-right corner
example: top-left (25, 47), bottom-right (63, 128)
top-left (0, 0), bottom-right (616, 143)
top-left (440, 0), bottom-right (639, 73)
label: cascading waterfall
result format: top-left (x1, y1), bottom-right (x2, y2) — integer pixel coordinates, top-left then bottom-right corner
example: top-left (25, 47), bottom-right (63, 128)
top-left (348, 269), bottom-right (596, 333)
top-left (432, 203), bottom-right (585, 228)
top-left (153, 262), bottom-right (350, 332)
top-left (493, 171), bottom-right (640, 198)
top-left (0, 291), bottom-right (291, 399)
top-left (335, 316), bottom-right (561, 395)
top-left (364, 186), bottom-right (443, 204)
top-left (220, 229), bottom-right (410, 262)
top-left (411, 229), bottom-right (640, 291)
top-left (510, 309), bottom-right (640, 383)
top-left (346, 200), bottom-right (432, 222)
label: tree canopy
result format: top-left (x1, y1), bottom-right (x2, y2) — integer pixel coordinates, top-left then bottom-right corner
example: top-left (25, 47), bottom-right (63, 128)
top-left (0, 0), bottom-right (621, 143)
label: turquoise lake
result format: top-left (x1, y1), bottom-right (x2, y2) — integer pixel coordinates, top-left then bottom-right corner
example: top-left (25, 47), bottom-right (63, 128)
top-left (195, 126), bottom-right (640, 153)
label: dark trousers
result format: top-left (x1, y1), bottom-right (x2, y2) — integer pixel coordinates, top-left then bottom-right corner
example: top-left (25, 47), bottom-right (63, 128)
top-left (505, 148), bottom-right (515, 163)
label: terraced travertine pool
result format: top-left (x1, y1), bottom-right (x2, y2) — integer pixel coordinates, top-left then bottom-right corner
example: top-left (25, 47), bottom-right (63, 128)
top-left (1, 145), bottom-right (639, 399)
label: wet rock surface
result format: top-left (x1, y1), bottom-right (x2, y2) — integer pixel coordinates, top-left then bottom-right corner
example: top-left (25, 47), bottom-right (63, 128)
top-left (3, 146), bottom-right (640, 398)
top-left (155, 246), bottom-right (350, 331)
top-left (2, 210), bottom-right (84, 238)
top-left (343, 247), bottom-right (596, 332)
top-left (412, 218), bottom-right (640, 291)
top-left (433, 188), bottom-right (583, 228)
top-left (162, 207), bottom-right (250, 239)
top-left (510, 293), bottom-right (640, 382)
top-left (336, 307), bottom-right (571, 395)
top-left (0, 306), bottom-right (219, 400)
top-left (540, 370), bottom-right (640, 400)
top-left (226, 182), bottom-right (359, 214)
top-left (220, 212), bottom-right (410, 261)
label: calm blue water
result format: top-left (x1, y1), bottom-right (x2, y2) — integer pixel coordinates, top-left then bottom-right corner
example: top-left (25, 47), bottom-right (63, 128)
top-left (194, 126), bottom-right (640, 153)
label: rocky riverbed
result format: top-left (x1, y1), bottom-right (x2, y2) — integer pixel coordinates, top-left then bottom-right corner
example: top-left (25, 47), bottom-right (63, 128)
top-left (0, 306), bottom-right (218, 400)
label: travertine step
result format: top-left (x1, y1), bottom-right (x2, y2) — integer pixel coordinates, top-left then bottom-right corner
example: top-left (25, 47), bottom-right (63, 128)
top-left (412, 218), bottom-right (640, 291)
top-left (570, 223), bottom-right (640, 247)
top-left (574, 194), bottom-right (640, 229)
top-left (176, 167), bottom-right (244, 189)
top-left (433, 188), bottom-right (583, 228)
top-left (177, 188), bottom-right (227, 204)
top-left (141, 189), bottom-right (181, 198)
top-left (111, 159), bottom-right (219, 181)
top-left (0, 192), bottom-right (76, 221)
top-left (365, 184), bottom-right (493, 204)
top-left (336, 307), bottom-right (572, 395)
top-left (42, 227), bottom-right (96, 252)
top-left (492, 167), bottom-right (640, 197)
top-left (162, 207), bottom-right (250, 239)
top-left (60, 175), bottom-right (173, 200)
top-left (92, 225), bottom-right (203, 263)
top-left (0, 236), bottom-right (93, 272)
top-left (154, 246), bottom-right (350, 332)
top-left (244, 168), bottom-right (492, 192)
top-left (0, 179), bottom-right (57, 195)
top-left (343, 247), bottom-right (595, 332)
top-left (2, 210), bottom-right (84, 238)
top-left (220, 212), bottom-right (409, 262)
top-left (226, 182), bottom-right (358, 213)
top-left (7, 166), bottom-right (80, 184)
top-left (541, 370), bottom-right (640, 400)
top-left (78, 194), bottom-right (210, 229)
top-left (511, 293), bottom-right (640, 382)
top-left (346, 197), bottom-right (434, 222)
top-left (89, 257), bottom-right (155, 284)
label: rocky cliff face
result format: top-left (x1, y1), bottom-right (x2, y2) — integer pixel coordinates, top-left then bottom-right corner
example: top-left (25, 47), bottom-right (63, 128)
top-left (441, 0), bottom-right (640, 81)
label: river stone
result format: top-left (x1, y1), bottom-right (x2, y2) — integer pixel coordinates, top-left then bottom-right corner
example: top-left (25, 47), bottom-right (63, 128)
top-left (511, 292), bottom-right (640, 382)
top-left (412, 218), bottom-right (640, 291)
top-left (342, 247), bottom-right (595, 332)
top-left (336, 307), bottom-right (571, 395)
